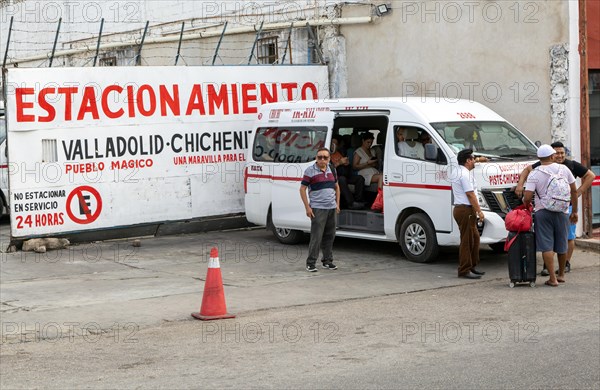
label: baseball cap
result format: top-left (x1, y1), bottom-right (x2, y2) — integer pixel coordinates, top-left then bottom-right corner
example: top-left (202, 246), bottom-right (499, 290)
top-left (537, 144), bottom-right (556, 158)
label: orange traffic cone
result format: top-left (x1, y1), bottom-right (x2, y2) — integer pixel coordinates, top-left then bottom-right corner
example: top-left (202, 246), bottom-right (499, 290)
top-left (191, 247), bottom-right (235, 321)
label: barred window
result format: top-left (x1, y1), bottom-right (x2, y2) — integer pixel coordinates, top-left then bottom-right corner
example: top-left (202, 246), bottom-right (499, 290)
top-left (99, 56), bottom-right (117, 66)
top-left (257, 37), bottom-right (278, 64)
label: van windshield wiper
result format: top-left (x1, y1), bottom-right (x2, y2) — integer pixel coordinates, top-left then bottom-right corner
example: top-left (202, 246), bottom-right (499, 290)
top-left (501, 153), bottom-right (537, 158)
top-left (475, 152), bottom-right (514, 161)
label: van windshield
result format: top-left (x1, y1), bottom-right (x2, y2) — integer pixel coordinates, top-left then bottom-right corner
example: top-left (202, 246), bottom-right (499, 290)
top-left (252, 126), bottom-right (328, 163)
top-left (431, 121), bottom-right (537, 158)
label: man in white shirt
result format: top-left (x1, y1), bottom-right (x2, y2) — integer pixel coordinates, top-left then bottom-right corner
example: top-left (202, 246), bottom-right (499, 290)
top-left (397, 128), bottom-right (424, 159)
top-left (451, 149), bottom-right (485, 279)
top-left (523, 144), bottom-right (577, 287)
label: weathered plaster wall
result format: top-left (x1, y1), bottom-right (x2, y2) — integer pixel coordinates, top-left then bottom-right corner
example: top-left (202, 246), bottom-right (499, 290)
top-left (320, 3), bottom-right (347, 98)
top-left (549, 43), bottom-right (569, 146)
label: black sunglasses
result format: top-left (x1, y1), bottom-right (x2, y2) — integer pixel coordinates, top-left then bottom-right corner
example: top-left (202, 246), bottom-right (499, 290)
top-left (316, 155), bottom-right (330, 160)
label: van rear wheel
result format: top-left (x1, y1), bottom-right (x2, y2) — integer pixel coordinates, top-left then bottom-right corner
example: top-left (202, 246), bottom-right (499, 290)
top-left (268, 211), bottom-right (303, 244)
top-left (273, 227), bottom-right (304, 244)
top-left (399, 213), bottom-right (438, 263)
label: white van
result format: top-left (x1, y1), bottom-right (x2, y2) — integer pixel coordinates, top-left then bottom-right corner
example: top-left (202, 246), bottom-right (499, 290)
top-left (0, 101), bottom-right (8, 217)
top-left (244, 98), bottom-right (538, 263)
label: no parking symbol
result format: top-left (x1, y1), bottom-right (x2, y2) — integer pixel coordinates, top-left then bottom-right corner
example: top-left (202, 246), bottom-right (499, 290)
top-left (66, 186), bottom-right (103, 224)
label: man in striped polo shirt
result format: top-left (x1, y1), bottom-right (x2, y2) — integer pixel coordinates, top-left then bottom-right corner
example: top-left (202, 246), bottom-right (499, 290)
top-left (300, 147), bottom-right (341, 272)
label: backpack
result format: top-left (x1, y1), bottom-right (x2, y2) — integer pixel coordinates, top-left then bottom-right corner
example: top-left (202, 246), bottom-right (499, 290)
top-left (535, 166), bottom-right (571, 213)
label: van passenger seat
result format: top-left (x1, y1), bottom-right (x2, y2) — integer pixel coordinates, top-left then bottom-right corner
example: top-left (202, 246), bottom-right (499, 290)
top-left (347, 134), bottom-right (363, 174)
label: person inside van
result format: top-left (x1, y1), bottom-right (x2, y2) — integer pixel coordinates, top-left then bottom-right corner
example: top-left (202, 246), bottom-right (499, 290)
top-left (454, 125), bottom-right (482, 151)
top-left (395, 126), bottom-right (405, 153)
top-left (262, 136), bottom-right (277, 161)
top-left (331, 136), bottom-right (365, 210)
top-left (419, 132), bottom-right (432, 146)
top-left (254, 132), bottom-right (276, 161)
top-left (371, 131), bottom-right (386, 171)
top-left (352, 132), bottom-right (383, 189)
top-left (397, 128), bottom-right (425, 159)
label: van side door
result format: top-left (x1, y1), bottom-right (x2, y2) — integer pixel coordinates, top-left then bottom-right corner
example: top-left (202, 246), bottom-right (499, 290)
top-left (384, 123), bottom-right (453, 234)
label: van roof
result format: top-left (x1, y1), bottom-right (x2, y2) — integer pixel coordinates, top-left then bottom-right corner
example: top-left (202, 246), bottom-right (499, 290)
top-left (261, 97), bottom-right (505, 123)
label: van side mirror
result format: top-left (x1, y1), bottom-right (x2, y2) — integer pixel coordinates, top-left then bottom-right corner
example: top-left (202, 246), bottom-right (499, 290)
top-left (424, 143), bottom-right (437, 161)
top-left (534, 140), bottom-right (541, 147)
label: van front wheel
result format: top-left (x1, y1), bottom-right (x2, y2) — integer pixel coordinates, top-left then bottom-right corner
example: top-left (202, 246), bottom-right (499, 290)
top-left (399, 213), bottom-right (438, 263)
top-left (268, 212), bottom-right (303, 244)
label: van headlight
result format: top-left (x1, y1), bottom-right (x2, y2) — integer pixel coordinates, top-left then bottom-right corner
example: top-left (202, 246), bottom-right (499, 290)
top-left (477, 190), bottom-right (489, 211)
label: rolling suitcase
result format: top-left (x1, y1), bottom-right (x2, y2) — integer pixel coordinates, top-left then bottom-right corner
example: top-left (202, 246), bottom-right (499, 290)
top-left (506, 231), bottom-right (536, 287)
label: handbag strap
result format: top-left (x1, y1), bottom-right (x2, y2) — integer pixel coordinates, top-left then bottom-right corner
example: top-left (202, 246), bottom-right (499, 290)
top-left (504, 232), bottom-right (519, 252)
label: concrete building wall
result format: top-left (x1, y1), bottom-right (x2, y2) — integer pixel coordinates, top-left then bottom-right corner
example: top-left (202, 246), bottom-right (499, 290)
top-left (339, 1), bottom-right (571, 144)
top-left (0, 0), bottom-right (319, 67)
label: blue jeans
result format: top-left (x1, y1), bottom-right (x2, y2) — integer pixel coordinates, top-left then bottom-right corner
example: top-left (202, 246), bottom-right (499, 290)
top-left (307, 208), bottom-right (337, 266)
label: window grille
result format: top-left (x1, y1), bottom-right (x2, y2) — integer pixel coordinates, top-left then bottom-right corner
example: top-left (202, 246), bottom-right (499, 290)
top-left (257, 37), bottom-right (278, 64)
top-left (99, 56), bottom-right (117, 66)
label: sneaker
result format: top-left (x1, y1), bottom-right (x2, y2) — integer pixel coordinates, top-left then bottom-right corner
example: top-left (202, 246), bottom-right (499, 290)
top-left (556, 261), bottom-right (571, 274)
top-left (306, 265), bottom-right (318, 272)
top-left (322, 263), bottom-right (337, 270)
top-left (540, 267), bottom-right (549, 276)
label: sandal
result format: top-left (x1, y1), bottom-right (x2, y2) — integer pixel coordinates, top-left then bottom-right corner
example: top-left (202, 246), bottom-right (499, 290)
top-left (557, 278), bottom-right (566, 283)
top-left (545, 280), bottom-right (559, 287)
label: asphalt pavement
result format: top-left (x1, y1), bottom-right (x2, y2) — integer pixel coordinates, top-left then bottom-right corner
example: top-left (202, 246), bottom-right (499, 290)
top-left (1, 219), bottom-right (598, 341)
top-left (1, 218), bottom-right (599, 389)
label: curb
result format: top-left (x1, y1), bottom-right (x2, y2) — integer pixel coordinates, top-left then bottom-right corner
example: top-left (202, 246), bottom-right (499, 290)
top-left (575, 238), bottom-right (600, 253)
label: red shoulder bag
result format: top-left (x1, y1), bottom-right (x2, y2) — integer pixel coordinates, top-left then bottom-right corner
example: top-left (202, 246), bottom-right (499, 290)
top-left (503, 204), bottom-right (533, 251)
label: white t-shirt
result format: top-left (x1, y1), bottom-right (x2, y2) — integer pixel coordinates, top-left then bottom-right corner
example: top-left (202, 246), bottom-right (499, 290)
top-left (525, 163), bottom-right (575, 212)
top-left (397, 141), bottom-right (424, 159)
top-left (452, 165), bottom-right (476, 206)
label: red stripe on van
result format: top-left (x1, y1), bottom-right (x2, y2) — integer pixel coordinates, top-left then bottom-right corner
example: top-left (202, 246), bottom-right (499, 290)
top-left (246, 173), bottom-right (271, 180)
top-left (0, 164), bottom-right (7, 169)
top-left (273, 176), bottom-right (302, 181)
top-left (387, 182), bottom-right (452, 191)
top-left (246, 173), bottom-right (272, 180)
top-left (245, 173), bottom-right (302, 181)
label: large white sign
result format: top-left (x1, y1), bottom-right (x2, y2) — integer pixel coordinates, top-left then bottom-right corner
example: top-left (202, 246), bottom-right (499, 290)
top-left (4, 66), bottom-right (329, 237)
